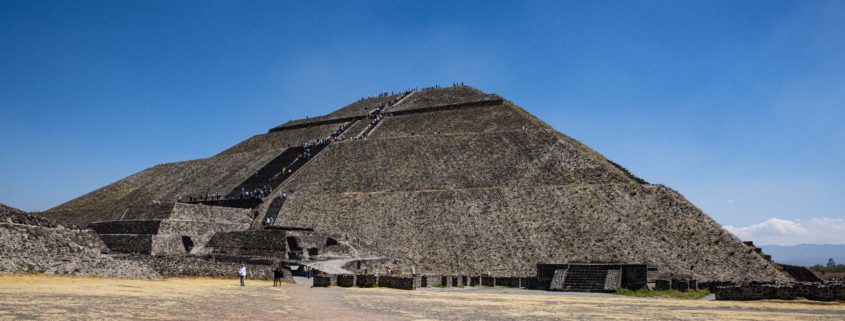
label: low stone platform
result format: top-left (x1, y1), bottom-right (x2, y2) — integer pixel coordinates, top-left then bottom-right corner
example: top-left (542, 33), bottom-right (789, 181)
top-left (537, 263), bottom-right (648, 292)
top-left (715, 283), bottom-right (845, 301)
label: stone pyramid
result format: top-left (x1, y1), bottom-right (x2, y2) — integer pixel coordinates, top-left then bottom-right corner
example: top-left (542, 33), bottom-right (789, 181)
top-left (44, 85), bottom-right (791, 283)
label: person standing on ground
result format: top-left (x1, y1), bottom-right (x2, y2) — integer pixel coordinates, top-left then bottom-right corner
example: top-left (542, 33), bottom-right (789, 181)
top-left (273, 267), bottom-right (282, 287)
top-left (239, 264), bottom-right (247, 286)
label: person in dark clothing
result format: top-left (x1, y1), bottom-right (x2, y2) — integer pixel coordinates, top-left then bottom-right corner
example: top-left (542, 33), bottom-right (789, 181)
top-left (273, 267), bottom-right (283, 287)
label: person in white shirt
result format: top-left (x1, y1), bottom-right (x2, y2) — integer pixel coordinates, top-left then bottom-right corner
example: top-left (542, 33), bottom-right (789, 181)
top-left (238, 265), bottom-right (247, 286)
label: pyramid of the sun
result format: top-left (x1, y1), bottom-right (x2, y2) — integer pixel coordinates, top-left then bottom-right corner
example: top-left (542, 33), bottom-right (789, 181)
top-left (45, 86), bottom-right (790, 283)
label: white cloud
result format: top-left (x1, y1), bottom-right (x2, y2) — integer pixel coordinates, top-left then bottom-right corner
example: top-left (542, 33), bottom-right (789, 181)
top-left (725, 217), bottom-right (845, 246)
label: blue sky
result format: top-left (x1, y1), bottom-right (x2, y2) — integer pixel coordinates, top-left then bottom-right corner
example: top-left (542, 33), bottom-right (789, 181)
top-left (1, 1), bottom-right (843, 244)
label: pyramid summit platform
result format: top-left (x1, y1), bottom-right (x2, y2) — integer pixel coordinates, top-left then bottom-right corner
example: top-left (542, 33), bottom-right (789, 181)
top-left (42, 85), bottom-right (791, 285)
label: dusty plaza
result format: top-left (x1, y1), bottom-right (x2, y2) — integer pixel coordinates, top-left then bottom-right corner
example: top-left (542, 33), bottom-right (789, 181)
top-left (0, 275), bottom-right (843, 321)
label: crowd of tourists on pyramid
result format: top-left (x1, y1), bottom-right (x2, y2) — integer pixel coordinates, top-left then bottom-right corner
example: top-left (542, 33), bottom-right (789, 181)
top-left (177, 193), bottom-right (224, 203)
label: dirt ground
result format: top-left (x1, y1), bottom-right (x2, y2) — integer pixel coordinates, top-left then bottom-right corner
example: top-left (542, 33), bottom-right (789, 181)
top-left (0, 275), bottom-right (843, 320)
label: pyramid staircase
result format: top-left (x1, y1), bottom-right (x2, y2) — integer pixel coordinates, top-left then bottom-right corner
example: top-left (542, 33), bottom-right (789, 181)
top-left (561, 265), bottom-right (611, 291)
top-left (225, 147), bottom-right (303, 199)
top-left (251, 195), bottom-right (287, 230)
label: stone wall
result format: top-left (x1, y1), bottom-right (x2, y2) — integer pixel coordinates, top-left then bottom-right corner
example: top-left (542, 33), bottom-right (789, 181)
top-left (0, 223), bottom-right (159, 278)
top-left (356, 274), bottom-right (377, 287)
top-left (313, 275), bottom-right (336, 287)
top-left (336, 274), bottom-right (355, 287)
top-left (377, 275), bottom-right (419, 290)
top-left (420, 275), bottom-right (432, 288)
top-left (494, 277), bottom-right (523, 288)
top-left (420, 275), bottom-right (440, 287)
top-left (715, 283), bottom-right (845, 301)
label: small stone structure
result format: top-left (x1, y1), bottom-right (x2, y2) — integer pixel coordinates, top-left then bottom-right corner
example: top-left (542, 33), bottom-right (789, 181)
top-left (538, 263), bottom-right (648, 292)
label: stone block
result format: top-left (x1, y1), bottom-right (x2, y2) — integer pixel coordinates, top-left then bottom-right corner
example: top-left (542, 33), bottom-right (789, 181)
top-left (313, 275), bottom-right (335, 287)
top-left (336, 274), bottom-right (355, 287)
top-left (377, 275), bottom-right (417, 290)
top-left (356, 274), bottom-right (377, 287)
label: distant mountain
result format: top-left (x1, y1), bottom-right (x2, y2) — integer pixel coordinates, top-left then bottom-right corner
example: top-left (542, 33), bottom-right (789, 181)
top-left (760, 244), bottom-right (845, 266)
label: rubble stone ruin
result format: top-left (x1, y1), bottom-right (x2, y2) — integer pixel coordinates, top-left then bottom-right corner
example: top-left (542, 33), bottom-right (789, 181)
top-left (35, 85), bottom-right (795, 289)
